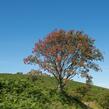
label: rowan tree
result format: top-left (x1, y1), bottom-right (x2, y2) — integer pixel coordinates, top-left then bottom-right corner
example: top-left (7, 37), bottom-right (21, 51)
top-left (24, 29), bottom-right (103, 93)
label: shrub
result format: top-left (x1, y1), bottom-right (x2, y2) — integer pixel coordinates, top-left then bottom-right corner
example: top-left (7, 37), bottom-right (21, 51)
top-left (98, 92), bottom-right (109, 109)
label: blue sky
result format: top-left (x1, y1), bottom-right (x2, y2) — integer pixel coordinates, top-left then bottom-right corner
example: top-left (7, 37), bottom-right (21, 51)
top-left (0, 0), bottom-right (109, 88)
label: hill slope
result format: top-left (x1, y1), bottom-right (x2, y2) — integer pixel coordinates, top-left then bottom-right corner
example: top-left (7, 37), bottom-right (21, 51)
top-left (0, 73), bottom-right (109, 109)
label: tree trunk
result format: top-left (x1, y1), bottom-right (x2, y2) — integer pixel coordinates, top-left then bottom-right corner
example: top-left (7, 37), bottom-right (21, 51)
top-left (57, 81), bottom-right (65, 93)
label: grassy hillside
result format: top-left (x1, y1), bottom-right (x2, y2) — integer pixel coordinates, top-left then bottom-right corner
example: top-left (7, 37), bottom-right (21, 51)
top-left (0, 73), bottom-right (109, 109)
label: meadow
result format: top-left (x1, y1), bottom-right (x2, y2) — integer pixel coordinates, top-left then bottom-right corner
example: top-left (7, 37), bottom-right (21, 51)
top-left (0, 72), bottom-right (109, 109)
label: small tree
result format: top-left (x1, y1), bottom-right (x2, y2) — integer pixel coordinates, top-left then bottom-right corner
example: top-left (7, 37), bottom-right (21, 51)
top-left (27, 69), bottom-right (42, 81)
top-left (24, 29), bottom-right (103, 93)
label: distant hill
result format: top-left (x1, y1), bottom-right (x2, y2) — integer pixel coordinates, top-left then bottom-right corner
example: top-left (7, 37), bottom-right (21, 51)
top-left (0, 73), bottom-right (109, 109)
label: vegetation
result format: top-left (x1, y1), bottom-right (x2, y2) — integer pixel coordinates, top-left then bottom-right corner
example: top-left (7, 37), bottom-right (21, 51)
top-left (0, 30), bottom-right (105, 109)
top-left (24, 29), bottom-right (103, 93)
top-left (0, 73), bottom-right (109, 109)
top-left (97, 92), bottom-right (109, 109)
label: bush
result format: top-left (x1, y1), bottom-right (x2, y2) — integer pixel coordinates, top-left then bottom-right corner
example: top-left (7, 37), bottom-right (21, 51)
top-left (98, 92), bottom-right (109, 109)
top-left (73, 84), bottom-right (91, 100)
top-left (16, 72), bottom-right (23, 75)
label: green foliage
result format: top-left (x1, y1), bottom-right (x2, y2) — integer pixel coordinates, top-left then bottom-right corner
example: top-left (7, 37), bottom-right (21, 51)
top-left (0, 74), bottom-right (108, 109)
top-left (16, 72), bottom-right (23, 75)
top-left (98, 92), bottom-right (109, 109)
top-left (72, 84), bottom-right (91, 101)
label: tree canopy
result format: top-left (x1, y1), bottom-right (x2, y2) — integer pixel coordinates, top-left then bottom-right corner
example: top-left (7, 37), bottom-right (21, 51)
top-left (24, 29), bottom-right (103, 92)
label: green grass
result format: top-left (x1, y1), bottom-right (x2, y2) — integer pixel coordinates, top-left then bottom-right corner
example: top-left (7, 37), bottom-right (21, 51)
top-left (0, 73), bottom-right (108, 109)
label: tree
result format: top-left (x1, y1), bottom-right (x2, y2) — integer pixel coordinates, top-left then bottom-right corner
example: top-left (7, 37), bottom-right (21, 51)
top-left (27, 69), bottom-right (42, 81)
top-left (24, 29), bottom-right (103, 93)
